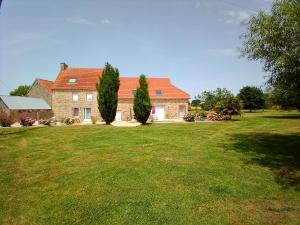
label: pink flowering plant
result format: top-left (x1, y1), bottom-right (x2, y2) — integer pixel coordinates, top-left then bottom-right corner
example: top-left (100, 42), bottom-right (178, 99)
top-left (20, 117), bottom-right (36, 126)
top-left (183, 113), bottom-right (195, 122)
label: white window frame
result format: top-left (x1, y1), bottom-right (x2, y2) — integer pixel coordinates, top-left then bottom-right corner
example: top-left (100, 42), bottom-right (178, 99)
top-left (86, 93), bottom-right (93, 101)
top-left (72, 92), bottom-right (79, 101)
top-left (68, 78), bottom-right (77, 83)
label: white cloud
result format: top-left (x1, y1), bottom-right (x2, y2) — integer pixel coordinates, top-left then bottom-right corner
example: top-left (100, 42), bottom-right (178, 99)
top-left (225, 10), bottom-right (253, 25)
top-left (66, 17), bottom-right (94, 25)
top-left (101, 18), bottom-right (111, 25)
top-left (194, 0), bottom-right (210, 9)
top-left (208, 48), bottom-right (239, 56)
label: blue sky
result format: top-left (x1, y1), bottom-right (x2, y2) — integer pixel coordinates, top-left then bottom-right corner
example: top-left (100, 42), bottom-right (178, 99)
top-left (0, 0), bottom-right (273, 98)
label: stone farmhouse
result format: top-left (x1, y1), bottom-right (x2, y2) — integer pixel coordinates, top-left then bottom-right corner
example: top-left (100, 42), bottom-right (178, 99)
top-left (28, 63), bottom-right (190, 122)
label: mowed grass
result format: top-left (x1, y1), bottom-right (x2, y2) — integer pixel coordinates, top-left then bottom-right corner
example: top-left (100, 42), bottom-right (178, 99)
top-left (0, 111), bottom-right (300, 225)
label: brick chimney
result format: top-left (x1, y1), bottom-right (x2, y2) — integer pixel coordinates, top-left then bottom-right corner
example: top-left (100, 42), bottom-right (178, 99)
top-left (60, 62), bottom-right (68, 71)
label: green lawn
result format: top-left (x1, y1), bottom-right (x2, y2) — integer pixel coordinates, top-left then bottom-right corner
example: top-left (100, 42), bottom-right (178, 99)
top-left (0, 111), bottom-right (299, 225)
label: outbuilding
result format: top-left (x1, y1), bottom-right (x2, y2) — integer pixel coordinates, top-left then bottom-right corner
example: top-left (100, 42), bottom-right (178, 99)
top-left (0, 95), bottom-right (53, 120)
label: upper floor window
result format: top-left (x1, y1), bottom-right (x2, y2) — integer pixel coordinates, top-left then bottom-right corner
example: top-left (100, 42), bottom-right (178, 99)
top-left (155, 90), bottom-right (163, 96)
top-left (86, 93), bottom-right (93, 101)
top-left (131, 90), bottom-right (136, 97)
top-left (72, 92), bottom-right (79, 101)
top-left (68, 78), bottom-right (77, 83)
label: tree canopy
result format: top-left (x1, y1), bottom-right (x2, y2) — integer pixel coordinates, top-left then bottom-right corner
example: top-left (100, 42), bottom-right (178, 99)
top-left (96, 63), bottom-right (120, 125)
top-left (238, 86), bottom-right (265, 112)
top-left (194, 88), bottom-right (242, 117)
top-left (9, 85), bottom-right (30, 96)
top-left (241, 0), bottom-right (300, 109)
top-left (133, 75), bottom-right (152, 125)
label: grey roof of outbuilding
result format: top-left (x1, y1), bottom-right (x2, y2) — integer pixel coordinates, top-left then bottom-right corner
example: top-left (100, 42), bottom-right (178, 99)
top-left (0, 95), bottom-right (51, 110)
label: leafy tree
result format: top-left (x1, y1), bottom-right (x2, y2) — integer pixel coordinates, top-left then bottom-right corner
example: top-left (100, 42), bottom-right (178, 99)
top-left (214, 95), bottom-right (242, 118)
top-left (191, 97), bottom-right (201, 108)
top-left (263, 91), bottom-right (273, 109)
top-left (197, 88), bottom-right (233, 111)
top-left (238, 86), bottom-right (265, 112)
top-left (96, 63), bottom-right (120, 125)
top-left (241, 0), bottom-right (300, 109)
top-left (10, 85), bottom-right (30, 96)
top-left (195, 88), bottom-right (242, 118)
top-left (133, 75), bottom-right (151, 125)
top-left (269, 86), bottom-right (295, 110)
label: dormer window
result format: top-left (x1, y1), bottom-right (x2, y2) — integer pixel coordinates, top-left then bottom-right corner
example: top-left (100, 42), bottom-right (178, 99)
top-left (132, 90), bottom-right (137, 97)
top-left (68, 78), bottom-right (77, 83)
top-left (155, 90), bottom-right (162, 96)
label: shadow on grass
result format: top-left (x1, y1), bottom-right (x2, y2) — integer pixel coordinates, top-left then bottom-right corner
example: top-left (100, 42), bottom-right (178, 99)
top-left (0, 127), bottom-right (45, 136)
top-left (263, 114), bottom-right (300, 120)
top-left (229, 132), bottom-right (300, 190)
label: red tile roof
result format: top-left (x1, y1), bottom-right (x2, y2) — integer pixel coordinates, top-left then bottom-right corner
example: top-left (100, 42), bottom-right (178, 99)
top-left (37, 79), bottom-right (53, 94)
top-left (52, 68), bottom-right (190, 99)
top-left (51, 68), bottom-right (103, 91)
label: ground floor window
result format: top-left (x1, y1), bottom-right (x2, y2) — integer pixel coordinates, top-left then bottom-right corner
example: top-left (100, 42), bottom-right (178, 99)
top-left (84, 108), bottom-right (91, 121)
top-left (73, 108), bottom-right (79, 117)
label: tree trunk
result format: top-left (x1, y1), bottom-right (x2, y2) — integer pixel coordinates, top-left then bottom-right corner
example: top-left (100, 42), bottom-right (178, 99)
top-left (250, 108), bottom-right (252, 113)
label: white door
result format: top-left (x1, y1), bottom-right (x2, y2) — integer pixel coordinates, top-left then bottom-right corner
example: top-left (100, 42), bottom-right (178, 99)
top-left (179, 105), bottom-right (186, 118)
top-left (155, 106), bottom-right (165, 121)
top-left (84, 108), bottom-right (92, 121)
top-left (115, 111), bottom-right (122, 121)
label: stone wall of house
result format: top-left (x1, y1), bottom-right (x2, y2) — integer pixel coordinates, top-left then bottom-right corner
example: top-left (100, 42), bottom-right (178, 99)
top-left (152, 99), bottom-right (188, 119)
top-left (52, 90), bottom-right (188, 121)
top-left (27, 81), bottom-right (52, 106)
top-left (52, 90), bottom-right (101, 120)
top-left (118, 99), bottom-right (188, 121)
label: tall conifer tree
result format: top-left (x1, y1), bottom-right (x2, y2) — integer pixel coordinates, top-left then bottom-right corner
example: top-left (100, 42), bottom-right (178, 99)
top-left (133, 75), bottom-right (151, 125)
top-left (97, 63), bottom-right (120, 125)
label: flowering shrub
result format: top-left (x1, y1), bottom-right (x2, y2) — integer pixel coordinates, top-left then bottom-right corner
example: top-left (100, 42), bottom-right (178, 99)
top-left (39, 119), bottom-right (51, 126)
top-left (63, 117), bottom-right (80, 125)
top-left (183, 113), bottom-right (195, 122)
top-left (193, 111), bottom-right (207, 121)
top-left (0, 113), bottom-right (14, 127)
top-left (64, 117), bottom-right (75, 125)
top-left (20, 117), bottom-right (35, 126)
top-left (207, 110), bottom-right (223, 121)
